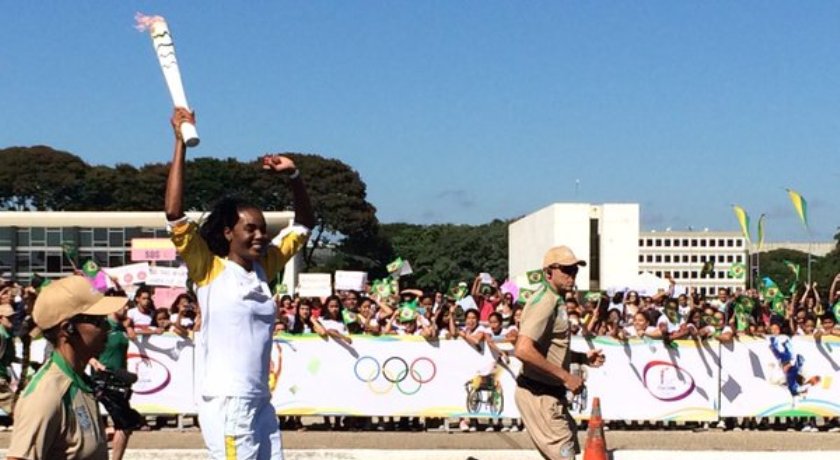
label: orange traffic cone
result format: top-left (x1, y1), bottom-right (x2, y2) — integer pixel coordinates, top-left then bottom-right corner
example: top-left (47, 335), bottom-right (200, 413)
top-left (582, 397), bottom-right (608, 460)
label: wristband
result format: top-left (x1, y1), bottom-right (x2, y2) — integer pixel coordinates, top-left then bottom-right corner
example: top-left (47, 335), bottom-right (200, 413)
top-left (289, 169), bottom-right (300, 180)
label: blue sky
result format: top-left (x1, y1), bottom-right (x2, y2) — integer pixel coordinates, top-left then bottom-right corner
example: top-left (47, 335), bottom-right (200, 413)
top-left (1, 2), bottom-right (838, 242)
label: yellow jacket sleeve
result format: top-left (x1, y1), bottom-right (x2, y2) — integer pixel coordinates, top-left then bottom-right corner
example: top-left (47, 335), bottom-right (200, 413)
top-left (262, 224), bottom-right (310, 281)
top-left (169, 220), bottom-right (224, 287)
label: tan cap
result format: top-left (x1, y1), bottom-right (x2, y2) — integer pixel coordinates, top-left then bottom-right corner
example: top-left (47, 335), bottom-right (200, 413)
top-left (33, 276), bottom-right (127, 331)
top-left (0, 304), bottom-right (14, 317)
top-left (542, 246), bottom-right (587, 268)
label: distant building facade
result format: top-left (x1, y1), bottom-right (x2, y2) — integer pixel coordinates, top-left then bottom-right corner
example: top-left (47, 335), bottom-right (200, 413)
top-left (0, 211), bottom-right (301, 289)
top-left (637, 230), bottom-right (747, 296)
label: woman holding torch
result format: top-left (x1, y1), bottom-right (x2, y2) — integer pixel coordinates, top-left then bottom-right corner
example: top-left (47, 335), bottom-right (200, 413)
top-left (165, 108), bottom-right (314, 459)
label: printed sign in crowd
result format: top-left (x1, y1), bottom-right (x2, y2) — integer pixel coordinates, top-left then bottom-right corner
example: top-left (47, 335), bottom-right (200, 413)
top-left (16, 335), bottom-right (840, 420)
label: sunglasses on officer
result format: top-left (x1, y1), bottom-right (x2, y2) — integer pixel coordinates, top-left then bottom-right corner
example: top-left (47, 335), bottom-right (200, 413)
top-left (72, 314), bottom-right (109, 329)
top-left (546, 264), bottom-right (579, 277)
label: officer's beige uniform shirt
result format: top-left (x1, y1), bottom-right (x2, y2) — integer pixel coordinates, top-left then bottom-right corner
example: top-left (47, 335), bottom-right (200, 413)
top-left (517, 284), bottom-right (571, 386)
top-left (8, 352), bottom-right (107, 460)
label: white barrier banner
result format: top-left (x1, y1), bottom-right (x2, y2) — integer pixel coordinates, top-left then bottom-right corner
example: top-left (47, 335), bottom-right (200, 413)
top-left (127, 333), bottom-right (196, 414)
top-left (270, 334), bottom-right (522, 418)
top-left (577, 337), bottom-right (721, 421)
top-left (720, 336), bottom-right (840, 417)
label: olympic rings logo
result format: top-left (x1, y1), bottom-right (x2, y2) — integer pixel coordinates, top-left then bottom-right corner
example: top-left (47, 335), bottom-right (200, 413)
top-left (353, 356), bottom-right (437, 396)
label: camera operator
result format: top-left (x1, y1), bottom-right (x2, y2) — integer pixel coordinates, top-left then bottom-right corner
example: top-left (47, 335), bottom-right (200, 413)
top-left (89, 289), bottom-right (137, 460)
top-left (7, 276), bottom-right (127, 460)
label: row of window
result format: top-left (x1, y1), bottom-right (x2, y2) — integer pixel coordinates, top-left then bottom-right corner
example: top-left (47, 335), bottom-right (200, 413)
top-left (639, 237), bottom-right (743, 248)
top-left (0, 226), bottom-right (174, 282)
top-left (639, 254), bottom-right (744, 264)
top-left (0, 227), bottom-right (170, 249)
top-left (0, 249), bottom-right (133, 278)
top-left (651, 270), bottom-right (740, 280)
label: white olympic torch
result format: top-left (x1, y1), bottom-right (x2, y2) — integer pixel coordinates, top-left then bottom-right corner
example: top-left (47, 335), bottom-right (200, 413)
top-left (136, 13), bottom-right (200, 147)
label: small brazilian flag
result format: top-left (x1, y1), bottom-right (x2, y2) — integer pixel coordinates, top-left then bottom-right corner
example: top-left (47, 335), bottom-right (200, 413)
top-left (398, 307), bottom-right (417, 323)
top-left (700, 260), bottom-right (715, 277)
top-left (728, 262), bottom-right (746, 279)
top-left (61, 241), bottom-right (79, 266)
top-left (584, 291), bottom-right (601, 303)
top-left (526, 269), bottom-right (545, 286)
top-left (386, 257), bottom-right (404, 274)
top-left (449, 282), bottom-right (468, 301)
top-left (761, 277), bottom-right (782, 302)
top-left (82, 260), bottom-right (100, 278)
top-left (518, 288), bottom-right (535, 304)
top-left (341, 309), bottom-right (358, 325)
top-left (770, 297), bottom-right (786, 317)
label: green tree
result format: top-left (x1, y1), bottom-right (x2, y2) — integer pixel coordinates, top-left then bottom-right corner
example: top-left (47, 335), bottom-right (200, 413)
top-left (0, 146), bottom-right (89, 210)
top-left (380, 219), bottom-right (509, 292)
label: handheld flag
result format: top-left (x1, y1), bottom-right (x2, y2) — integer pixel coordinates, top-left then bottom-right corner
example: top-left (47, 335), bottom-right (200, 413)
top-left (386, 257), bottom-right (404, 274)
top-left (584, 291), bottom-right (602, 303)
top-left (786, 189), bottom-right (808, 229)
top-left (61, 241), bottom-right (79, 268)
top-left (733, 296), bottom-right (755, 332)
top-left (526, 269), bottom-right (545, 286)
top-left (783, 260), bottom-right (801, 295)
top-left (700, 260), bottom-right (715, 277)
top-left (732, 205), bottom-right (752, 245)
top-left (760, 277), bottom-right (782, 301)
top-left (728, 262), bottom-right (746, 279)
top-left (449, 282), bottom-right (468, 301)
top-left (341, 309), bottom-right (358, 325)
top-left (518, 288), bottom-right (536, 304)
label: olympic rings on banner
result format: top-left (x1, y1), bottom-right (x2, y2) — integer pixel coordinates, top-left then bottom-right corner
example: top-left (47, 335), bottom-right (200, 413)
top-left (353, 355), bottom-right (438, 396)
top-left (382, 357), bottom-right (408, 383)
top-left (354, 356), bottom-right (380, 383)
top-left (410, 357), bottom-right (436, 384)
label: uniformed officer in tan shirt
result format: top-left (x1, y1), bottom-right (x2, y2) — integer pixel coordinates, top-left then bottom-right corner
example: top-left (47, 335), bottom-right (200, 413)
top-left (514, 246), bottom-right (605, 460)
top-left (7, 276), bottom-right (128, 460)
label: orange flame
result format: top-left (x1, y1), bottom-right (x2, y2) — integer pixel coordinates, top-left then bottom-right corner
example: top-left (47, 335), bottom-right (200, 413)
top-left (134, 12), bottom-right (166, 32)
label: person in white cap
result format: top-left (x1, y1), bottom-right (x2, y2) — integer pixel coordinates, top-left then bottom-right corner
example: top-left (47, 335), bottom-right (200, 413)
top-left (514, 246), bottom-right (605, 460)
top-left (7, 276), bottom-right (128, 460)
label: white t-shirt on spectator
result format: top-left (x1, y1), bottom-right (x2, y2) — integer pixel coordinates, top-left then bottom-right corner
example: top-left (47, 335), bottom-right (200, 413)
top-left (128, 308), bottom-right (154, 327)
top-left (656, 314), bottom-right (681, 333)
top-left (623, 325), bottom-right (658, 338)
top-left (319, 318), bottom-right (347, 335)
top-left (170, 313), bottom-right (195, 329)
top-left (702, 325), bottom-right (733, 336)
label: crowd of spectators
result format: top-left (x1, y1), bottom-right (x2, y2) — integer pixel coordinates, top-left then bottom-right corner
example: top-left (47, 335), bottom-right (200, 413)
top-left (2, 270), bottom-right (840, 433)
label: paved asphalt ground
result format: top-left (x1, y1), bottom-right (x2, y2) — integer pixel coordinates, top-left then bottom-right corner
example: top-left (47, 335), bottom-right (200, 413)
top-left (2, 429), bottom-right (840, 451)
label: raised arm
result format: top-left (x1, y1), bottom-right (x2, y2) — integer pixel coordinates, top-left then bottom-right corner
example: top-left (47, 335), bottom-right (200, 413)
top-left (831, 274), bottom-right (840, 305)
top-left (164, 108), bottom-right (195, 222)
top-left (262, 155), bottom-right (315, 230)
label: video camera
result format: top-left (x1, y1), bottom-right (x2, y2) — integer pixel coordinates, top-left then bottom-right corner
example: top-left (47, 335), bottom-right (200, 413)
top-left (91, 369), bottom-right (143, 430)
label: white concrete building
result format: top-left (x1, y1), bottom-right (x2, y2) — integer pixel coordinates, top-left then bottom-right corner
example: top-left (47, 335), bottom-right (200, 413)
top-left (638, 230), bottom-right (747, 296)
top-left (508, 203), bottom-right (639, 291)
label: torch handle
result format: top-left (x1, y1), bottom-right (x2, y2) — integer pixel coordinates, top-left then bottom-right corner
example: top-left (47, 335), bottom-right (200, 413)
top-left (180, 122), bottom-right (200, 147)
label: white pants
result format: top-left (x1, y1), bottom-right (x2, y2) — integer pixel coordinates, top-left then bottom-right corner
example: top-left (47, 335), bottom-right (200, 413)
top-left (198, 396), bottom-right (283, 460)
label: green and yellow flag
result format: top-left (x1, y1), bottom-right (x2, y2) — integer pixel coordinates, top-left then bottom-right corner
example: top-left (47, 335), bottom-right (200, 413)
top-left (700, 260), bottom-right (715, 277)
top-left (782, 260), bottom-right (801, 294)
top-left (728, 262), bottom-right (746, 279)
top-left (732, 205), bottom-right (752, 245)
top-left (526, 269), bottom-right (546, 286)
top-left (756, 214), bottom-right (766, 252)
top-left (786, 189), bottom-right (808, 229)
top-left (518, 288), bottom-right (536, 304)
